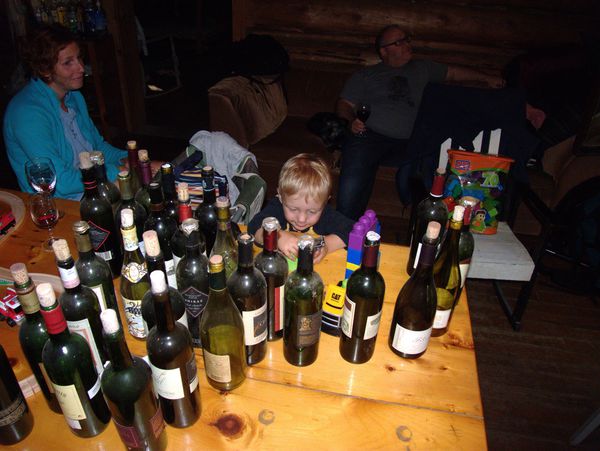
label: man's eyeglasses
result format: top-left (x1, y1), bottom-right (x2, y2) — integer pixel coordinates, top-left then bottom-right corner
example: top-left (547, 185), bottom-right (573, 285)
top-left (380, 36), bottom-right (412, 48)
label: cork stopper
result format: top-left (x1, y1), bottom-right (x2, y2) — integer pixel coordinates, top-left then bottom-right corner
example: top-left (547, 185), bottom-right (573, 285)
top-left (10, 263), bottom-right (29, 286)
top-left (161, 162), bottom-right (172, 173)
top-left (453, 205), bottom-right (465, 222)
top-left (203, 165), bottom-right (213, 172)
top-left (436, 167), bottom-right (446, 176)
top-left (150, 270), bottom-right (167, 294)
top-left (52, 239), bottom-right (72, 261)
top-left (143, 230), bottom-right (161, 257)
top-left (177, 182), bottom-right (189, 202)
top-left (120, 208), bottom-right (134, 228)
top-left (100, 309), bottom-right (120, 334)
top-left (72, 221), bottom-right (89, 234)
top-left (89, 150), bottom-right (105, 165)
top-left (298, 234), bottom-right (314, 250)
top-left (181, 218), bottom-right (199, 236)
top-left (426, 221), bottom-right (441, 240)
top-left (262, 217), bottom-right (280, 232)
top-left (126, 140), bottom-right (137, 150)
top-left (209, 254), bottom-right (224, 273)
top-left (138, 149), bottom-right (149, 162)
top-left (216, 196), bottom-right (230, 208)
top-left (118, 170), bottom-right (129, 179)
top-left (79, 151), bottom-right (93, 169)
top-left (36, 283), bottom-right (56, 307)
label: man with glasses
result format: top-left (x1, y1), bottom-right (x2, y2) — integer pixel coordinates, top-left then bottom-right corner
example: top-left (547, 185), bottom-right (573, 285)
top-left (335, 24), bottom-right (503, 220)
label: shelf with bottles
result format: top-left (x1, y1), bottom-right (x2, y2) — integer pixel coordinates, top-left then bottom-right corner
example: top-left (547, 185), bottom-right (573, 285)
top-left (31, 0), bottom-right (108, 39)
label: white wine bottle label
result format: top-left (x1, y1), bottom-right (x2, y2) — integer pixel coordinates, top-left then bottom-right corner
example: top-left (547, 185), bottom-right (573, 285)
top-left (89, 283), bottom-right (108, 311)
top-left (122, 262), bottom-right (147, 284)
top-left (58, 266), bottom-right (80, 289)
top-left (296, 310), bottom-right (322, 347)
top-left (122, 296), bottom-right (147, 338)
top-left (164, 259), bottom-right (178, 289)
top-left (67, 318), bottom-right (105, 375)
top-left (391, 325), bottom-right (432, 355)
top-left (181, 286), bottom-right (209, 318)
top-left (39, 362), bottom-right (54, 393)
top-left (53, 383), bottom-right (86, 420)
top-left (433, 309), bottom-right (452, 329)
top-left (275, 284), bottom-right (285, 332)
top-left (186, 355), bottom-right (199, 393)
top-left (0, 396), bottom-right (27, 427)
top-left (95, 250), bottom-right (113, 261)
top-left (149, 363), bottom-right (184, 400)
top-left (122, 228), bottom-right (138, 251)
top-left (203, 350), bottom-right (232, 383)
top-left (341, 296), bottom-right (356, 338)
top-left (363, 310), bottom-right (382, 340)
top-left (413, 243), bottom-right (423, 269)
top-left (459, 262), bottom-right (470, 289)
top-left (66, 417), bottom-right (82, 430)
top-left (87, 376), bottom-right (101, 399)
top-left (242, 302), bottom-right (268, 345)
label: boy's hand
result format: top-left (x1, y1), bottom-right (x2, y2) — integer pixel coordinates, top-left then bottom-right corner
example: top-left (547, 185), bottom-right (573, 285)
top-left (313, 241), bottom-right (328, 264)
top-left (277, 230), bottom-right (299, 260)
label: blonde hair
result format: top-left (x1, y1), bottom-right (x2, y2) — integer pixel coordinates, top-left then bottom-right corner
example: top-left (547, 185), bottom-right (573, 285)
top-left (278, 153), bottom-right (331, 203)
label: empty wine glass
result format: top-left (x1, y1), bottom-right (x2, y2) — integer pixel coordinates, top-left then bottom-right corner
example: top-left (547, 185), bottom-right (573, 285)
top-left (356, 104), bottom-right (371, 136)
top-left (29, 193), bottom-right (62, 252)
top-left (25, 157), bottom-right (64, 218)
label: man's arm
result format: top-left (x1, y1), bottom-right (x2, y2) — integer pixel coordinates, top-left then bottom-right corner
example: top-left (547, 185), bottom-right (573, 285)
top-left (446, 65), bottom-right (505, 88)
top-left (336, 98), bottom-right (366, 134)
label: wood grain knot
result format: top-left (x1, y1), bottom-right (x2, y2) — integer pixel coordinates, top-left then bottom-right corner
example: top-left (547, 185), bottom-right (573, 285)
top-left (385, 364), bottom-right (396, 372)
top-left (211, 413), bottom-right (245, 438)
top-left (446, 333), bottom-right (474, 350)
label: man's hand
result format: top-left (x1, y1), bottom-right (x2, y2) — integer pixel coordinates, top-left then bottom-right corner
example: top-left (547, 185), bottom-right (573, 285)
top-left (351, 118), bottom-right (367, 135)
top-left (277, 230), bottom-right (299, 260)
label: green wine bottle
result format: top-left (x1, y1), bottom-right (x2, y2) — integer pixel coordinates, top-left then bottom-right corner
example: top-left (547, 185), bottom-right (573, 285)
top-left (254, 217), bottom-right (288, 341)
top-left (160, 163), bottom-right (178, 221)
top-left (52, 239), bottom-right (108, 376)
top-left (89, 150), bottom-right (121, 216)
top-left (194, 166), bottom-right (217, 255)
top-left (389, 222), bottom-right (441, 359)
top-left (210, 196), bottom-right (238, 279)
top-left (200, 255), bottom-right (247, 390)
top-left (432, 205), bottom-right (464, 337)
top-left (458, 205), bottom-right (474, 300)
top-left (227, 234), bottom-right (268, 365)
top-left (283, 235), bottom-right (324, 367)
top-left (339, 231), bottom-right (386, 364)
top-left (100, 309), bottom-right (168, 450)
top-left (11, 262), bottom-right (61, 413)
top-left (146, 271), bottom-right (201, 428)
top-left (37, 283), bottom-right (111, 437)
top-left (120, 208), bottom-right (150, 339)
top-left (115, 170), bottom-right (148, 256)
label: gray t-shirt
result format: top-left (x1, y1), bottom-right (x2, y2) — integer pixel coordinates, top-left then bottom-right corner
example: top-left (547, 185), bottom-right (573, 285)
top-left (340, 60), bottom-right (448, 139)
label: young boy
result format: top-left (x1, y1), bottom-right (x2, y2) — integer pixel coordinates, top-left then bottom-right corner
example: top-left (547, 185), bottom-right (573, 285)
top-left (249, 153), bottom-right (355, 263)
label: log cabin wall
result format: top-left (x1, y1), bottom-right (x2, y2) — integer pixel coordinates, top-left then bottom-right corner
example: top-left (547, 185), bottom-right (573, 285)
top-left (231, 0), bottom-right (600, 76)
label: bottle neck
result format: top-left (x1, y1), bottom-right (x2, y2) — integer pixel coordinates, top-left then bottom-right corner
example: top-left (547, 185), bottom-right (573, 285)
top-left (40, 302), bottom-right (69, 336)
top-left (93, 164), bottom-right (108, 183)
top-left (119, 176), bottom-right (135, 200)
top-left (415, 241), bottom-right (437, 270)
top-left (122, 225), bottom-right (139, 252)
top-left (140, 161), bottom-right (152, 187)
top-left (81, 167), bottom-right (99, 196)
top-left (178, 203), bottom-right (192, 224)
top-left (104, 329), bottom-right (134, 371)
top-left (297, 246), bottom-right (313, 275)
top-left (15, 280), bottom-right (41, 315)
top-left (153, 290), bottom-right (176, 332)
top-left (185, 243), bottom-right (201, 258)
top-left (162, 174), bottom-right (176, 200)
top-left (430, 174), bottom-right (445, 198)
top-left (203, 186), bottom-right (216, 205)
top-left (57, 257), bottom-right (82, 292)
top-left (127, 148), bottom-right (139, 172)
top-left (74, 230), bottom-right (94, 256)
top-left (209, 267), bottom-right (227, 291)
top-left (361, 242), bottom-right (379, 270)
top-left (146, 254), bottom-right (167, 274)
top-left (263, 229), bottom-right (278, 253)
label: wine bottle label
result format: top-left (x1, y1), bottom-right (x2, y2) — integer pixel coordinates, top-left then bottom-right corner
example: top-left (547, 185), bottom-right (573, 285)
top-left (459, 262), bottom-right (470, 289)
top-left (172, 254), bottom-right (181, 272)
top-left (122, 228), bottom-right (138, 251)
top-left (89, 283), bottom-right (108, 311)
top-left (433, 309), bottom-right (452, 329)
top-left (340, 296), bottom-right (355, 338)
top-left (17, 290), bottom-right (40, 314)
top-left (122, 296), bottom-right (147, 338)
top-left (274, 284), bottom-right (284, 332)
top-left (114, 405), bottom-right (165, 447)
top-left (181, 286), bottom-right (209, 318)
top-left (391, 325), bottom-right (432, 355)
top-left (53, 382), bottom-right (87, 421)
top-left (67, 318), bottom-right (105, 375)
top-left (0, 396), bottom-right (27, 427)
top-left (164, 259), bottom-right (178, 289)
top-left (203, 350), bottom-right (232, 383)
top-left (39, 363), bottom-right (54, 393)
top-left (149, 363), bottom-right (184, 400)
top-left (186, 355), bottom-right (199, 394)
top-left (139, 240), bottom-right (146, 257)
top-left (413, 243), bottom-right (422, 269)
top-left (242, 302), bottom-right (268, 345)
top-left (122, 261), bottom-right (147, 283)
top-left (363, 310), bottom-right (382, 340)
top-left (58, 266), bottom-right (80, 289)
top-left (95, 250), bottom-right (113, 261)
top-left (88, 221), bottom-right (111, 256)
top-left (296, 310), bottom-right (322, 347)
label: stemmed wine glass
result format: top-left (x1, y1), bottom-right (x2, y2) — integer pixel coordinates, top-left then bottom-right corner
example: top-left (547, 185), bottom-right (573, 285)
top-left (29, 192), bottom-right (60, 252)
top-left (25, 157), bottom-right (64, 218)
top-left (356, 104), bottom-right (371, 136)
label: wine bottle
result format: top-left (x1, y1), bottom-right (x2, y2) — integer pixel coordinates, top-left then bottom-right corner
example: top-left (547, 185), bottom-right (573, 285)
top-left (52, 239), bottom-right (108, 376)
top-left (142, 230), bottom-right (188, 330)
top-left (227, 234), bottom-right (268, 365)
top-left (11, 263), bottom-right (61, 413)
top-left (176, 219), bottom-right (209, 348)
top-left (200, 255), bottom-right (247, 390)
top-left (254, 217), bottom-right (288, 341)
top-left (144, 182), bottom-right (178, 288)
top-left (283, 235), bottom-right (324, 367)
top-left (146, 271), bottom-right (201, 428)
top-left (89, 150), bottom-right (121, 215)
top-left (389, 222), bottom-right (441, 359)
top-left (432, 205), bottom-right (465, 337)
top-left (160, 163), bottom-right (178, 221)
top-left (458, 205), bottom-right (474, 299)
top-left (194, 166), bottom-right (218, 255)
top-left (73, 221), bottom-right (119, 319)
top-left (126, 140), bottom-right (141, 194)
top-left (406, 169), bottom-right (448, 275)
top-left (79, 151), bottom-right (123, 276)
top-left (135, 149), bottom-right (152, 214)
top-left (0, 344), bottom-right (34, 445)
top-left (339, 231), bottom-right (386, 364)
top-left (120, 208), bottom-right (150, 339)
top-left (37, 283), bottom-right (111, 437)
top-left (115, 170), bottom-right (148, 256)
top-left (100, 309), bottom-right (168, 450)
top-left (210, 196), bottom-right (238, 279)
top-left (171, 182), bottom-right (204, 269)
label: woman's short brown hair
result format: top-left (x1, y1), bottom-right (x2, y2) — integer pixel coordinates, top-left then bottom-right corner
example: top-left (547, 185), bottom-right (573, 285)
top-left (278, 153), bottom-right (332, 204)
top-left (23, 25), bottom-right (77, 79)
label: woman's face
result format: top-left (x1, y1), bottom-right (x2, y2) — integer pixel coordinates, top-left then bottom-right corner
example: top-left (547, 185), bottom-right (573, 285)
top-left (46, 42), bottom-right (85, 100)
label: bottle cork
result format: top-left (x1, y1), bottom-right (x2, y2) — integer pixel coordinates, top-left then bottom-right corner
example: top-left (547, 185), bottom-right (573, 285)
top-left (36, 283), bottom-right (56, 307)
top-left (453, 205), bottom-right (465, 222)
top-left (120, 208), bottom-right (134, 228)
top-left (150, 270), bottom-right (167, 294)
top-left (216, 196), bottom-right (230, 208)
top-left (143, 230), bottom-right (161, 257)
top-left (209, 254), bottom-right (224, 273)
top-left (10, 263), bottom-right (29, 286)
top-left (79, 151), bottom-right (93, 169)
top-left (100, 309), bottom-right (120, 334)
top-left (177, 183), bottom-right (189, 202)
top-left (127, 140), bottom-right (137, 150)
top-left (52, 239), bottom-right (71, 261)
top-left (138, 149), bottom-right (149, 162)
top-left (426, 221), bottom-right (441, 240)
top-left (118, 170), bottom-right (129, 178)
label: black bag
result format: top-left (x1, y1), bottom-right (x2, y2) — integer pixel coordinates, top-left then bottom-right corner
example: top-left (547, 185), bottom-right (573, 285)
top-left (229, 34), bottom-right (289, 80)
top-left (307, 112), bottom-right (349, 149)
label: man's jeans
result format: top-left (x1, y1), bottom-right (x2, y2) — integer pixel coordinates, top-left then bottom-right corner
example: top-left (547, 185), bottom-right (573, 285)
top-left (336, 130), bottom-right (408, 221)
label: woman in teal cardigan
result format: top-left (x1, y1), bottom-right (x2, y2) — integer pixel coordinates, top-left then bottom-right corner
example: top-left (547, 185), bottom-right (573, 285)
top-left (3, 25), bottom-right (126, 200)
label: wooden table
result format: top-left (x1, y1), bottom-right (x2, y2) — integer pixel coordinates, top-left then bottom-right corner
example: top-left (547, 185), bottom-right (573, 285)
top-left (0, 190), bottom-right (486, 450)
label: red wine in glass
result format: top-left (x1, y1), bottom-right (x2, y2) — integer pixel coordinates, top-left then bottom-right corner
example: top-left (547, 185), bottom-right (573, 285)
top-left (29, 193), bottom-right (61, 252)
top-left (356, 104), bottom-right (370, 136)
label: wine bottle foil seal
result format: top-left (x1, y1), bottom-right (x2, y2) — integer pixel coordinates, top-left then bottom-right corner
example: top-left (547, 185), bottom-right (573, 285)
top-left (365, 231), bottom-right (381, 243)
top-left (143, 231), bottom-right (161, 256)
top-left (297, 234), bottom-right (314, 250)
top-left (10, 263), bottom-right (29, 286)
top-left (262, 217), bottom-right (280, 232)
top-left (89, 150), bottom-right (105, 165)
top-left (52, 239), bottom-right (72, 261)
top-left (181, 218), bottom-right (199, 236)
top-left (72, 220), bottom-right (90, 234)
